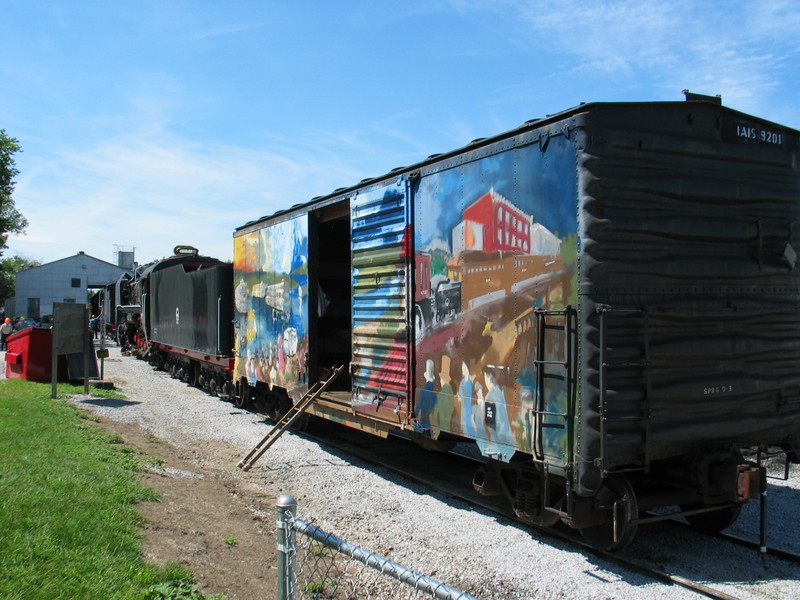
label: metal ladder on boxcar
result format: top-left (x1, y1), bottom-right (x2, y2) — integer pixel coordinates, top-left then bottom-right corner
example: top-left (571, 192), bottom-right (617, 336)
top-left (596, 306), bottom-right (652, 473)
top-left (532, 306), bottom-right (577, 467)
top-left (237, 364), bottom-right (345, 471)
top-left (531, 306), bottom-right (578, 519)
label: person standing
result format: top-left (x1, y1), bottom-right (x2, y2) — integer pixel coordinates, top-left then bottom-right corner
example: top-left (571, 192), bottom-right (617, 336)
top-left (90, 315), bottom-right (101, 340)
top-left (0, 318), bottom-right (13, 350)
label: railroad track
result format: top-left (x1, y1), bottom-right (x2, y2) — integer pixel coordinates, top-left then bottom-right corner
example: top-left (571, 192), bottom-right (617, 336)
top-left (282, 418), bottom-right (800, 600)
top-left (687, 521), bottom-right (800, 564)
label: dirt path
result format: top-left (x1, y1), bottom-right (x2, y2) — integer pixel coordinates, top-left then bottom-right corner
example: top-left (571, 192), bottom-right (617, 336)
top-left (92, 416), bottom-right (279, 600)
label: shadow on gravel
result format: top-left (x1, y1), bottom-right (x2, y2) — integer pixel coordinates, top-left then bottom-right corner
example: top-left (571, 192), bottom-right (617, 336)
top-left (79, 398), bottom-right (141, 408)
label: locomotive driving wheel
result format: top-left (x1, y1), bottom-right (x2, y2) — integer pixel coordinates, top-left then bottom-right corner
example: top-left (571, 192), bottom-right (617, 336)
top-left (579, 474), bottom-right (638, 551)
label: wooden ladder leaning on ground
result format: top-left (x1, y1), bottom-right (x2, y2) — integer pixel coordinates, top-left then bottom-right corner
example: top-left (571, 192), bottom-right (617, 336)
top-left (237, 364), bottom-right (346, 472)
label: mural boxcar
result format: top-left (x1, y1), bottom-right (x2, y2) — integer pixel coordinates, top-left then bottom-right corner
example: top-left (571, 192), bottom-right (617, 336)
top-left (233, 96), bottom-right (800, 549)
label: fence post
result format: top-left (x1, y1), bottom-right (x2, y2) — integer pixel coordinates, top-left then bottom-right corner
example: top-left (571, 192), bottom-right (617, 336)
top-left (276, 495), bottom-right (297, 600)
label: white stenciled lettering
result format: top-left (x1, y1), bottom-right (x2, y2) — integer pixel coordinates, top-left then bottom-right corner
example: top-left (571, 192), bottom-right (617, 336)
top-left (737, 125), bottom-right (757, 140)
top-left (761, 129), bottom-right (783, 145)
top-left (703, 385), bottom-right (733, 395)
top-left (733, 122), bottom-right (785, 146)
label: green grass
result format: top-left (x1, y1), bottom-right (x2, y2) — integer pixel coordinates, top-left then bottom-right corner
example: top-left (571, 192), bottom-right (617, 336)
top-left (0, 379), bottom-right (224, 600)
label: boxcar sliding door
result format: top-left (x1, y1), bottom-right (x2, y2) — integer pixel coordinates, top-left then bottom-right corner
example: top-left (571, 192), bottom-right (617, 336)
top-left (350, 178), bottom-right (413, 423)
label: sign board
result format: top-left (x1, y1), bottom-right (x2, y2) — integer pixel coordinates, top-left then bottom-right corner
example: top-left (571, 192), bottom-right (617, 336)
top-left (53, 303), bottom-right (87, 355)
top-left (52, 303), bottom-right (92, 397)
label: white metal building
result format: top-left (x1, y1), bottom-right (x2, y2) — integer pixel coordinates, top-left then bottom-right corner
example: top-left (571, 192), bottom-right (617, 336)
top-left (6, 251), bottom-right (132, 320)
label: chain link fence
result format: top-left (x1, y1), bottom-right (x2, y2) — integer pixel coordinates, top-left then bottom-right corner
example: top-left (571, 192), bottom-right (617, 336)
top-left (276, 495), bottom-right (480, 600)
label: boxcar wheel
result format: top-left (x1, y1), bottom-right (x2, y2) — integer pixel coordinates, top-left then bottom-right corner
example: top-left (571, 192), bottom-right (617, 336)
top-left (235, 381), bottom-right (252, 409)
top-left (579, 474), bottom-right (638, 552)
top-left (682, 503), bottom-right (742, 533)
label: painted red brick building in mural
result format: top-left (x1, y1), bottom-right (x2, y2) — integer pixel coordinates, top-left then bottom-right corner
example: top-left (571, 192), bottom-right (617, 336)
top-left (455, 189), bottom-right (533, 254)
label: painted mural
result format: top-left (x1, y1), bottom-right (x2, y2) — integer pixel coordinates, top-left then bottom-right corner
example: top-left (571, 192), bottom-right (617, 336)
top-left (350, 180), bottom-right (411, 422)
top-left (413, 135), bottom-right (579, 465)
top-left (233, 215), bottom-right (310, 391)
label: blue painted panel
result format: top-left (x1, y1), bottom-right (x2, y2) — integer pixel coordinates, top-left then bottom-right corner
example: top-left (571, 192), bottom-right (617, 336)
top-left (350, 179), bottom-right (411, 417)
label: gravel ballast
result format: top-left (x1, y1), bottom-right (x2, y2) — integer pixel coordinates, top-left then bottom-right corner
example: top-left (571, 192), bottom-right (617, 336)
top-left (60, 346), bottom-right (800, 599)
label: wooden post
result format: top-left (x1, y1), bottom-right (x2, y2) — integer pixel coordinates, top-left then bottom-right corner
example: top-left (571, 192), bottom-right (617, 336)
top-left (51, 332), bottom-right (58, 399)
top-left (83, 307), bottom-right (89, 394)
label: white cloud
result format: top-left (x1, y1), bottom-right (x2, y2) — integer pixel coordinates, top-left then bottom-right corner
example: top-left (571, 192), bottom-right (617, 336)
top-left (449, 0), bottom-right (800, 117)
top-left (8, 128), bottom-right (368, 266)
top-left (7, 0), bottom-right (799, 270)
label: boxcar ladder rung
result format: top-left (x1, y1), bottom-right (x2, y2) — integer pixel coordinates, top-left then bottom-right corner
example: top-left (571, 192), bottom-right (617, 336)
top-left (237, 364), bottom-right (345, 471)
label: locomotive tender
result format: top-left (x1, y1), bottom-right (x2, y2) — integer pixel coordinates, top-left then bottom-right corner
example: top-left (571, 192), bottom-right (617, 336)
top-left (124, 95), bottom-right (800, 550)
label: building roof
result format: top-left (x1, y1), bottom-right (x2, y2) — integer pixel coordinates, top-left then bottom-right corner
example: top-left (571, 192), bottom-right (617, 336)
top-left (18, 251), bottom-right (130, 274)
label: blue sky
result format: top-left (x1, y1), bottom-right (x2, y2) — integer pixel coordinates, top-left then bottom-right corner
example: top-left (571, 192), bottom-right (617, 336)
top-left (2, 0), bottom-right (799, 267)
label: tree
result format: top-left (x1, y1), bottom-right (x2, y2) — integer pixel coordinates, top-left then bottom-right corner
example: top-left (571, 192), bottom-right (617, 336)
top-left (0, 255), bottom-right (39, 309)
top-left (0, 129), bottom-right (28, 256)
